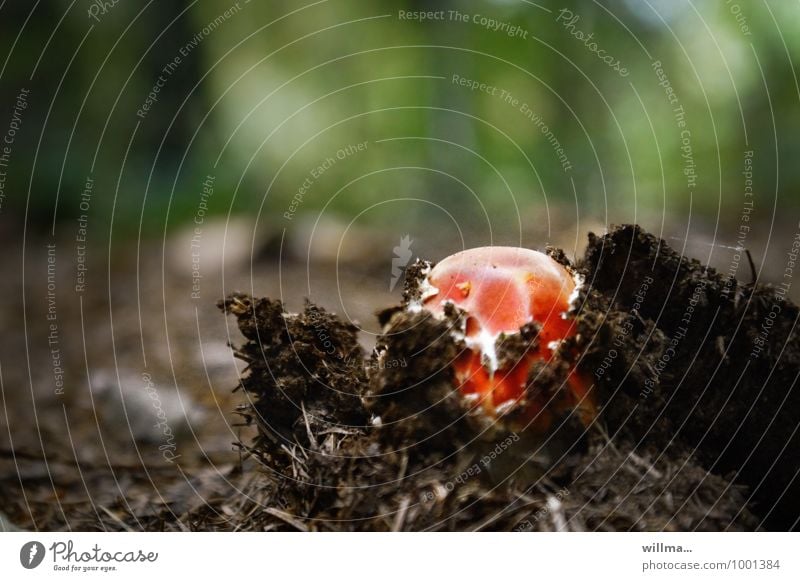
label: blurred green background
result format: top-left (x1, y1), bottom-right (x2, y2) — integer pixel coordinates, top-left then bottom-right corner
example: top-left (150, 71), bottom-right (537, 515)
top-left (0, 0), bottom-right (797, 243)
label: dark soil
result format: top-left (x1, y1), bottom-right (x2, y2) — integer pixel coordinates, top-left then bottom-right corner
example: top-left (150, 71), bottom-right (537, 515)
top-left (577, 225), bottom-right (800, 530)
top-left (197, 225), bottom-right (798, 531)
top-left (5, 224), bottom-right (795, 531)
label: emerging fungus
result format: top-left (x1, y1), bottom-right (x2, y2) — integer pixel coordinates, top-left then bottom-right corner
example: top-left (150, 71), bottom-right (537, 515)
top-left (416, 246), bottom-right (595, 430)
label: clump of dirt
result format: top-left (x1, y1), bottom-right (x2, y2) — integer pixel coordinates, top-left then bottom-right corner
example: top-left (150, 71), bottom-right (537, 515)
top-left (217, 295), bottom-right (367, 458)
top-left (574, 225), bottom-right (800, 530)
top-left (205, 225), bottom-right (800, 531)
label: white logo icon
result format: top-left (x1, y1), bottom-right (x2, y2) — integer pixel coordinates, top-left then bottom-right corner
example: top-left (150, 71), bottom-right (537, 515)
top-left (390, 235), bottom-right (414, 291)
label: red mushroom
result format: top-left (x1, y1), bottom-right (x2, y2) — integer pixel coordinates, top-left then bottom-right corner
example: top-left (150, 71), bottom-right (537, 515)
top-left (418, 246), bottom-right (594, 430)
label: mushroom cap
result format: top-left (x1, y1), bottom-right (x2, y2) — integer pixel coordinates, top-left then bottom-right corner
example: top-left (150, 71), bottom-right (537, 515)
top-left (423, 246), bottom-right (575, 344)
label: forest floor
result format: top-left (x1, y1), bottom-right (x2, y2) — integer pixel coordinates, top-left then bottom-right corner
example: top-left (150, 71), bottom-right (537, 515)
top-left (1, 213), bottom-right (798, 531)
